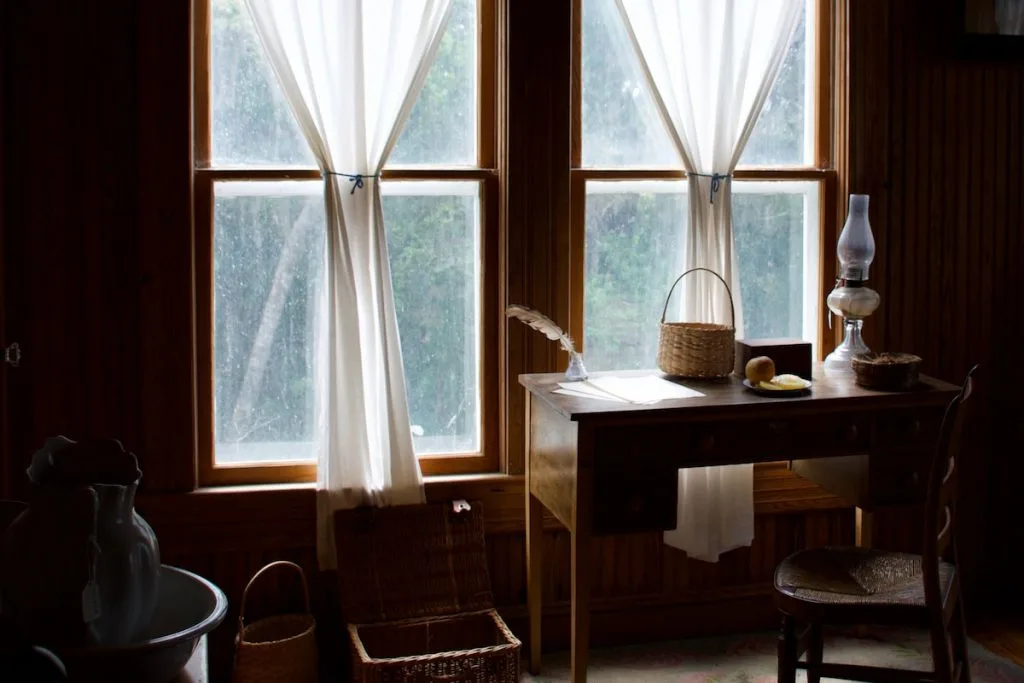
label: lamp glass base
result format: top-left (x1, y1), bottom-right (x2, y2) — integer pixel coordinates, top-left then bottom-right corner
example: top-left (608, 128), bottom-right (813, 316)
top-left (823, 319), bottom-right (870, 375)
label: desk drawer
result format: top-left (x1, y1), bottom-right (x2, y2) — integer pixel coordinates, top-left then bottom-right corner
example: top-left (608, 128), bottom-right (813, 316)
top-left (673, 412), bottom-right (872, 464)
top-left (875, 408), bottom-right (943, 450)
top-left (869, 449), bottom-right (931, 506)
top-left (746, 412), bottom-right (871, 458)
top-left (593, 411), bottom-right (871, 470)
top-left (592, 430), bottom-right (678, 535)
top-left (592, 464), bottom-right (678, 535)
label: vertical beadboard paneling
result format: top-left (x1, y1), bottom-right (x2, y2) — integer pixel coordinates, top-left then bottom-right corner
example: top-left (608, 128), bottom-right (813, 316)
top-left (849, 0), bottom-right (1024, 605)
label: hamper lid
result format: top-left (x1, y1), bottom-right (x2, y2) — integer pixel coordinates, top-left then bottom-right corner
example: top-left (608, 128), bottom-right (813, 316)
top-left (333, 501), bottom-right (494, 624)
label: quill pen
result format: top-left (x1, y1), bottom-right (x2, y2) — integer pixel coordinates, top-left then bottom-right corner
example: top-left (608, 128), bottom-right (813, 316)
top-left (506, 304), bottom-right (588, 380)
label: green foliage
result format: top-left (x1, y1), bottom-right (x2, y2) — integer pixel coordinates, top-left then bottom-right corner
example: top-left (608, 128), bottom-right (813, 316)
top-left (210, 0), bottom-right (812, 459)
top-left (384, 192), bottom-right (478, 451)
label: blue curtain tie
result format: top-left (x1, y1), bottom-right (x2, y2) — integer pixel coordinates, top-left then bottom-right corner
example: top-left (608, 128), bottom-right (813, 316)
top-left (690, 172), bottom-right (731, 204)
top-left (323, 171), bottom-right (378, 195)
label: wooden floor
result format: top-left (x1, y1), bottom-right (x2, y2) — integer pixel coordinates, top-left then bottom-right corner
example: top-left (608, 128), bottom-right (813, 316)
top-left (971, 617), bottom-right (1024, 668)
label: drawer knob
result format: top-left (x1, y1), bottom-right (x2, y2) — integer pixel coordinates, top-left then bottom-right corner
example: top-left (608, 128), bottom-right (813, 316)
top-left (843, 425), bottom-right (859, 443)
top-left (698, 434), bottom-right (716, 452)
top-left (769, 421), bottom-right (789, 435)
top-left (907, 420), bottom-right (922, 436)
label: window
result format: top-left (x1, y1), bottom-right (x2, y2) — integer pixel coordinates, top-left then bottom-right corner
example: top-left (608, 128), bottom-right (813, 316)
top-left (193, 0), bottom-right (838, 486)
top-left (194, 0), bottom-right (497, 484)
top-left (572, 0), bottom-right (834, 368)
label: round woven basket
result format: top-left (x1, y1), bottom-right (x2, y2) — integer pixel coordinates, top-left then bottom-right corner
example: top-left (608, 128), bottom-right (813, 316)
top-left (852, 352), bottom-right (922, 390)
top-left (232, 561), bottom-right (318, 683)
top-left (657, 268), bottom-right (736, 378)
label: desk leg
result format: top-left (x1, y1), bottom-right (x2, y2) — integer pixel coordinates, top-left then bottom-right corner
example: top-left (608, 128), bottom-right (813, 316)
top-left (855, 507), bottom-right (874, 547)
top-left (570, 472), bottom-right (593, 683)
top-left (527, 491), bottom-right (543, 674)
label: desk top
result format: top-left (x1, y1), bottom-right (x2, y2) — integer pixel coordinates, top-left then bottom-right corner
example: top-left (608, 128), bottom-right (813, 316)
top-left (519, 365), bottom-right (960, 422)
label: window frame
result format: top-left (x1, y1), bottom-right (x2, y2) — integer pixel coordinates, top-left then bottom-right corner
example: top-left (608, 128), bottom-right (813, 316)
top-left (567, 0), bottom-right (839, 357)
top-left (192, 0), bottom-right (501, 485)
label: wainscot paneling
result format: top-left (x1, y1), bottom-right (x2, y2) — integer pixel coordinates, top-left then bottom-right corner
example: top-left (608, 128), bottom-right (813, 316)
top-left (140, 477), bottom-right (854, 682)
top-left (845, 0), bottom-right (1024, 606)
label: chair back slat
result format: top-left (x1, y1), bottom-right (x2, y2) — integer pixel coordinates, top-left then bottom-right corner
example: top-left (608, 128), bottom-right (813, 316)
top-left (922, 365), bottom-right (977, 603)
top-left (935, 505), bottom-right (953, 558)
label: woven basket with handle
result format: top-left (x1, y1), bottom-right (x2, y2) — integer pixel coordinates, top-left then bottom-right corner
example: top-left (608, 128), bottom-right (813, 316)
top-left (657, 267), bottom-right (736, 378)
top-left (232, 560), bottom-right (318, 683)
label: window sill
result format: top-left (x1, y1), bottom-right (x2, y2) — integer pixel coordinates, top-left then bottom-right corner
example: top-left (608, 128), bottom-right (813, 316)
top-left (185, 471), bottom-right (517, 497)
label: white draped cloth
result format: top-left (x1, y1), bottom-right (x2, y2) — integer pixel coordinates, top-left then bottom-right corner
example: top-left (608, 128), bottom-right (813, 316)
top-left (616, 0), bottom-right (802, 561)
top-left (245, 0), bottom-right (453, 568)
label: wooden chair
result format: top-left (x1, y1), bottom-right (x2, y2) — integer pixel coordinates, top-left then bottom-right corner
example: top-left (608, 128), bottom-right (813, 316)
top-left (774, 365), bottom-right (978, 683)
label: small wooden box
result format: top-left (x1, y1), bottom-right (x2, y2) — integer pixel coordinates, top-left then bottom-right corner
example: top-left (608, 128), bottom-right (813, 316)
top-left (734, 338), bottom-right (812, 380)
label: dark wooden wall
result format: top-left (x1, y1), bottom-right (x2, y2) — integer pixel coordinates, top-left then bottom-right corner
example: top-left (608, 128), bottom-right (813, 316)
top-left (2, 0), bottom-right (1022, 680)
top-left (846, 0), bottom-right (1024, 603)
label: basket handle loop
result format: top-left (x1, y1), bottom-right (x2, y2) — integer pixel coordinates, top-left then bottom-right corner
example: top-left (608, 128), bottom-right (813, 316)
top-left (238, 560), bottom-right (311, 638)
top-left (660, 267), bottom-right (736, 328)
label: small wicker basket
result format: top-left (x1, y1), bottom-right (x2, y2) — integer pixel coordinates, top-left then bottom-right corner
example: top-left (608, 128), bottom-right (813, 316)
top-left (657, 267), bottom-right (736, 378)
top-left (852, 352), bottom-right (922, 390)
top-left (232, 561), bottom-right (318, 683)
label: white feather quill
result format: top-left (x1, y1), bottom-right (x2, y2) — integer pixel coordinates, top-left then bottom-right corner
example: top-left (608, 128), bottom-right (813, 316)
top-left (506, 305), bottom-right (589, 380)
top-left (506, 305), bottom-right (578, 355)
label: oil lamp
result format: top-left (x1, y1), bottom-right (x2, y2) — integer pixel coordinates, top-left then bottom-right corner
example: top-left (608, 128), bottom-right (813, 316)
top-left (823, 194), bottom-right (880, 374)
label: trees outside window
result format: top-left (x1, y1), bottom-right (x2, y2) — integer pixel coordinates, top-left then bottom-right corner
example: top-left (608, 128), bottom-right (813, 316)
top-left (195, 0), bottom-right (834, 483)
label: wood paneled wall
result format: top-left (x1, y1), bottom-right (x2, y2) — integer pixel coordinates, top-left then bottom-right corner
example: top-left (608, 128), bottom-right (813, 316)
top-left (845, 0), bottom-right (1024, 603)
top-left (2, 0), bottom-right (1022, 680)
top-left (2, 0), bottom-right (144, 486)
top-left (138, 473), bottom-right (855, 681)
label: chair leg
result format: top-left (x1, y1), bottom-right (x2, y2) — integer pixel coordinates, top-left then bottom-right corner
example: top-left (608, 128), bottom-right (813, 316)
top-left (777, 615), bottom-right (798, 683)
top-left (806, 621), bottom-right (824, 683)
top-left (950, 602), bottom-right (971, 683)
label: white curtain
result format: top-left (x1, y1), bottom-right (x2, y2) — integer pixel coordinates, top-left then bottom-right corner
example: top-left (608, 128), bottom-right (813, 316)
top-left (996, 0), bottom-right (1024, 34)
top-left (616, 0), bottom-right (802, 561)
top-left (245, 0), bottom-right (453, 568)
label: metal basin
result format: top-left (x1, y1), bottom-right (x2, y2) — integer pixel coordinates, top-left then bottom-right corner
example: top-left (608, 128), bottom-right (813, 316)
top-left (58, 565), bottom-right (228, 682)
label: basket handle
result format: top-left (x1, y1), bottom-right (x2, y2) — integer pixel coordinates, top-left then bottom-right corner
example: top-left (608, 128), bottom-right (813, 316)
top-left (238, 560), bottom-right (311, 638)
top-left (660, 267), bottom-right (736, 328)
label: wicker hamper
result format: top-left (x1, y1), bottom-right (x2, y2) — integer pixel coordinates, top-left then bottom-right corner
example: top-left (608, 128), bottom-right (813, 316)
top-left (334, 502), bottom-right (520, 683)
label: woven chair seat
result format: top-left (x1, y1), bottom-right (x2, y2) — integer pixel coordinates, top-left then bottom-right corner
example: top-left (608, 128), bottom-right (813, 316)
top-left (774, 546), bottom-right (955, 608)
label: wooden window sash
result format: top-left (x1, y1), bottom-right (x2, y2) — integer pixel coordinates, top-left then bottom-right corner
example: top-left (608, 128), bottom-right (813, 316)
top-left (567, 0), bottom-right (840, 359)
top-left (193, 0), bottom-right (501, 485)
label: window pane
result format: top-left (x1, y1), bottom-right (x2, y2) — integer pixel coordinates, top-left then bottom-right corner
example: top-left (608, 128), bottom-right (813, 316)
top-left (213, 181), bottom-right (482, 464)
top-left (733, 181), bottom-right (819, 343)
top-left (387, 0), bottom-right (478, 166)
top-left (583, 182), bottom-right (687, 371)
top-left (383, 183), bottom-right (481, 454)
top-left (581, 0), bottom-right (677, 168)
top-left (211, 0), bottom-right (315, 166)
top-left (214, 182), bottom-right (324, 464)
top-left (581, 0), bottom-right (812, 168)
top-left (583, 180), bottom-right (819, 372)
top-left (738, 3), bottom-right (810, 166)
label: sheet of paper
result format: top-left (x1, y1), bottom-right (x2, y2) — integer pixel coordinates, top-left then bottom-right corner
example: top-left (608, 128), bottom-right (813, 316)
top-left (556, 381), bottom-right (628, 402)
top-left (589, 375), bottom-right (705, 403)
top-left (556, 375), bottom-right (704, 404)
top-left (553, 387), bottom-right (626, 402)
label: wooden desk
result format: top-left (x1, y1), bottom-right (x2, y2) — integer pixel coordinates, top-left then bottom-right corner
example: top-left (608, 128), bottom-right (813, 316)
top-left (520, 367), bottom-right (959, 683)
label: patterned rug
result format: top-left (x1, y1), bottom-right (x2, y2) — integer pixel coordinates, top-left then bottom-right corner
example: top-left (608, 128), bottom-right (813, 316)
top-left (523, 626), bottom-right (1024, 682)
